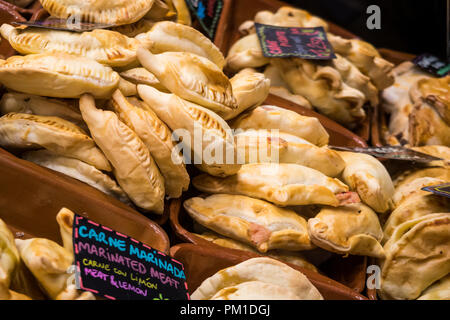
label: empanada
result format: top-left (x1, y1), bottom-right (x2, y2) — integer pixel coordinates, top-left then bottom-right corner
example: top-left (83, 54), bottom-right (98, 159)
top-left (269, 87), bottom-right (313, 109)
top-left (145, 0), bottom-right (170, 20)
top-left (271, 58), bottom-right (366, 127)
top-left (394, 167), bottom-right (450, 189)
top-left (0, 53), bottom-right (120, 98)
top-left (22, 150), bottom-right (130, 204)
top-left (191, 257), bottom-right (323, 300)
top-left (230, 105), bottom-right (329, 147)
top-left (225, 33), bottom-right (270, 72)
top-left (0, 219), bottom-right (20, 288)
top-left (380, 213), bottom-right (450, 300)
top-left (56, 208), bottom-right (74, 255)
top-left (40, 0), bottom-right (156, 26)
top-left (235, 130), bottom-right (345, 177)
top-left (0, 113), bottom-right (111, 171)
top-left (184, 194), bottom-right (314, 253)
top-left (111, 90), bottom-right (189, 198)
top-left (410, 145), bottom-right (450, 167)
top-left (254, 6), bottom-right (329, 30)
top-left (220, 68), bottom-right (270, 120)
top-left (412, 76), bottom-right (450, 125)
top-left (118, 77), bottom-right (138, 96)
top-left (79, 94), bottom-right (165, 213)
top-left (138, 48), bottom-right (237, 113)
top-left (120, 68), bottom-right (168, 92)
top-left (136, 21), bottom-right (225, 69)
top-left (168, 0), bottom-right (191, 25)
top-left (0, 25), bottom-right (152, 67)
top-left (195, 232), bottom-right (318, 272)
top-left (327, 33), bottom-right (394, 90)
top-left (111, 18), bottom-right (155, 37)
top-left (393, 177), bottom-right (447, 207)
top-left (383, 193), bottom-right (450, 243)
top-left (330, 54), bottom-right (379, 106)
top-left (15, 238), bottom-right (95, 300)
top-left (0, 93), bottom-right (85, 131)
top-left (417, 274), bottom-right (450, 300)
top-left (339, 152), bottom-right (395, 213)
top-left (137, 84), bottom-right (241, 177)
top-left (192, 163), bottom-right (359, 207)
top-left (307, 204), bottom-right (385, 258)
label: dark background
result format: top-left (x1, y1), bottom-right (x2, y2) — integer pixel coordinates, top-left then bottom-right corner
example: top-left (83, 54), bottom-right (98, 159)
top-left (283, 0), bottom-right (449, 60)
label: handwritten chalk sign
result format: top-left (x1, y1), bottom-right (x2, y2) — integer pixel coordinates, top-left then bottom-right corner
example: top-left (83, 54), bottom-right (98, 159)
top-left (255, 23), bottom-right (336, 59)
top-left (413, 53), bottom-right (450, 77)
top-left (73, 214), bottom-right (189, 300)
top-left (422, 183), bottom-right (450, 198)
top-left (186, 0), bottom-right (223, 39)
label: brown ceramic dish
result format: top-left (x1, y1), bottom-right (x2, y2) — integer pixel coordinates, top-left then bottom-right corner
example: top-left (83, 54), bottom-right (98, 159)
top-left (0, 148), bottom-right (170, 253)
top-left (170, 243), bottom-right (367, 300)
top-left (214, 0), bottom-right (371, 141)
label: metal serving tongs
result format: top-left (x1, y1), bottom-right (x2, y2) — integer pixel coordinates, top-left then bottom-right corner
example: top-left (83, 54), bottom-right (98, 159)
top-left (330, 146), bottom-right (444, 163)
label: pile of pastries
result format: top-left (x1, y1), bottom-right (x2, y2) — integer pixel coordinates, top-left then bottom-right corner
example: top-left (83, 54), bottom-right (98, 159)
top-left (0, 0), bottom-right (448, 301)
top-left (0, 208), bottom-right (95, 300)
top-left (381, 62), bottom-right (450, 147)
top-left (224, 6), bottom-right (396, 129)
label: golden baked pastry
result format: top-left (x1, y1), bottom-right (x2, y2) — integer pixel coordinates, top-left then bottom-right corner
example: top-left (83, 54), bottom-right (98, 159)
top-left (383, 193), bottom-right (450, 243)
top-left (118, 77), bottom-right (138, 96)
top-left (15, 238), bottom-right (95, 300)
top-left (167, 0), bottom-right (191, 25)
top-left (120, 68), bottom-right (168, 92)
top-left (339, 151), bottom-right (395, 213)
top-left (254, 6), bottom-right (328, 30)
top-left (327, 33), bottom-right (394, 90)
top-left (193, 163), bottom-right (359, 207)
top-left (137, 84), bottom-right (241, 177)
top-left (330, 54), bottom-right (379, 107)
top-left (79, 94), bottom-right (165, 214)
top-left (0, 53), bottom-right (120, 99)
top-left (381, 62), bottom-right (430, 145)
top-left (271, 58), bottom-right (366, 128)
top-left (138, 48), bottom-right (237, 113)
top-left (111, 19), bottom-right (155, 37)
top-left (22, 150), bottom-right (130, 204)
top-left (192, 257), bottom-right (323, 300)
top-left (0, 219), bottom-right (20, 288)
top-left (393, 177), bottom-right (447, 207)
top-left (226, 33), bottom-right (270, 72)
top-left (0, 113), bottom-right (111, 171)
top-left (56, 208), bottom-right (74, 255)
top-left (307, 204), bottom-right (385, 258)
top-left (417, 274), bottom-right (450, 300)
top-left (0, 25), bottom-right (152, 67)
top-left (230, 105), bottom-right (329, 147)
top-left (145, 0), bottom-right (170, 20)
top-left (0, 283), bottom-right (31, 300)
top-left (0, 92), bottom-right (86, 131)
top-left (235, 130), bottom-right (345, 177)
top-left (394, 167), bottom-right (450, 190)
top-left (221, 68), bottom-right (270, 120)
top-left (111, 90), bottom-right (189, 198)
top-left (379, 213), bottom-right (450, 300)
top-left (40, 0), bottom-right (156, 26)
top-left (137, 21), bottom-right (225, 69)
top-left (195, 232), bottom-right (318, 272)
top-left (184, 194), bottom-right (314, 253)
top-left (413, 76), bottom-right (450, 124)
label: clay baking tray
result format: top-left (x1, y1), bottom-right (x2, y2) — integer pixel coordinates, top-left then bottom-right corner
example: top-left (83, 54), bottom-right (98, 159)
top-left (0, 148), bottom-right (170, 253)
top-left (170, 243), bottom-right (367, 300)
top-left (214, 0), bottom-right (371, 141)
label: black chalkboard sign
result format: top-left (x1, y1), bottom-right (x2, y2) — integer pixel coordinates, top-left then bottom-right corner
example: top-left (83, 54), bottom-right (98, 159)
top-left (413, 53), bottom-right (450, 78)
top-left (73, 214), bottom-right (189, 300)
top-left (255, 23), bottom-right (336, 60)
top-left (186, 0), bottom-right (223, 39)
top-left (422, 183), bottom-right (450, 198)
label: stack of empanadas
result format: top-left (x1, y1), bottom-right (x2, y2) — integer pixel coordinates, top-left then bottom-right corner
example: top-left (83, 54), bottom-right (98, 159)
top-left (381, 62), bottom-right (450, 147)
top-left (0, 208), bottom-right (96, 300)
top-left (377, 154), bottom-right (450, 300)
top-left (224, 6), bottom-right (395, 128)
top-left (192, 257), bottom-right (324, 300)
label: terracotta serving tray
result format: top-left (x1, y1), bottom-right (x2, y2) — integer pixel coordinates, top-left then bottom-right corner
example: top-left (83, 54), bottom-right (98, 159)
top-left (214, 0), bottom-right (371, 141)
top-left (0, 148), bottom-right (170, 253)
top-left (170, 243), bottom-right (367, 300)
